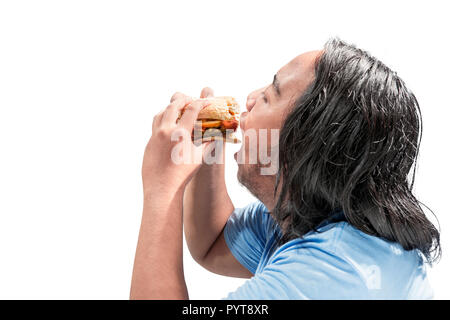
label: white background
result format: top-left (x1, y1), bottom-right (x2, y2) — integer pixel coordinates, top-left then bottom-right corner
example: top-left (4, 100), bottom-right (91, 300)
top-left (0, 0), bottom-right (449, 299)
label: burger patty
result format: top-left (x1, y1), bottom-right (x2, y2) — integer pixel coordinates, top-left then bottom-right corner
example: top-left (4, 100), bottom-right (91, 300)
top-left (199, 119), bottom-right (238, 131)
top-left (191, 119), bottom-right (240, 143)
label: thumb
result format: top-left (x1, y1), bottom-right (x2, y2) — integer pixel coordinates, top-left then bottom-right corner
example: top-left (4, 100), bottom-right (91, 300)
top-left (200, 140), bottom-right (214, 155)
top-left (201, 139), bottom-right (227, 164)
top-left (200, 87), bottom-right (214, 98)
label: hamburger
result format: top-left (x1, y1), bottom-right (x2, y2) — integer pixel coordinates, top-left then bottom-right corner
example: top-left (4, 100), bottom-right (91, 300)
top-left (179, 96), bottom-right (241, 143)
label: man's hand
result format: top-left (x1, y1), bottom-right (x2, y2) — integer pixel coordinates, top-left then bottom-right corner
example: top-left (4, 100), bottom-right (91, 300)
top-left (131, 92), bottom-right (212, 300)
top-left (142, 96), bottom-right (211, 195)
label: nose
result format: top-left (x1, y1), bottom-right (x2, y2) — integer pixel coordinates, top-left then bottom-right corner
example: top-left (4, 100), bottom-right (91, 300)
top-left (246, 98), bottom-right (256, 112)
top-left (246, 86), bottom-right (266, 111)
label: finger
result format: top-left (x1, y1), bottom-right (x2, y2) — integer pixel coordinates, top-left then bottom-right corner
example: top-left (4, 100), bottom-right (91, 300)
top-left (202, 139), bottom-right (220, 155)
top-left (200, 141), bottom-right (214, 154)
top-left (192, 139), bottom-right (213, 155)
top-left (161, 96), bottom-right (192, 124)
top-left (196, 140), bottom-right (227, 165)
top-left (161, 96), bottom-right (193, 125)
top-left (200, 87), bottom-right (214, 98)
top-left (178, 99), bottom-right (211, 131)
top-left (152, 109), bottom-right (165, 132)
top-left (170, 91), bottom-right (189, 103)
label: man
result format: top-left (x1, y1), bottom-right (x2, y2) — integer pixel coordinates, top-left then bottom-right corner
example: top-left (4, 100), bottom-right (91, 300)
top-left (130, 39), bottom-right (440, 299)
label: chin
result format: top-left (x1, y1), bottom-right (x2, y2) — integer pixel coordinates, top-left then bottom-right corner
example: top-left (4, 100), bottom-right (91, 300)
top-left (237, 165), bottom-right (249, 188)
top-left (237, 164), bottom-right (256, 191)
top-left (236, 165), bottom-right (244, 184)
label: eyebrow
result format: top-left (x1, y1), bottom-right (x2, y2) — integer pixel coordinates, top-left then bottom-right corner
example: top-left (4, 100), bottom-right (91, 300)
top-left (272, 74), bottom-right (281, 97)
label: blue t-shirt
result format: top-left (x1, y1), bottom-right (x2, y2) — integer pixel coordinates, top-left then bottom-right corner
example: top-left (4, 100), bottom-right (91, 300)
top-left (223, 201), bottom-right (433, 299)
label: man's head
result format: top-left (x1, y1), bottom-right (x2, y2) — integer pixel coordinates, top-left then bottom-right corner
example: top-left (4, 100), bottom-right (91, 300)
top-left (236, 50), bottom-right (321, 203)
top-left (237, 38), bottom-right (440, 263)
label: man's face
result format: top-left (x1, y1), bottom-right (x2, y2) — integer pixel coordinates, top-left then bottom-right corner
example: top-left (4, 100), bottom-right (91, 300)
top-left (236, 50), bottom-right (320, 205)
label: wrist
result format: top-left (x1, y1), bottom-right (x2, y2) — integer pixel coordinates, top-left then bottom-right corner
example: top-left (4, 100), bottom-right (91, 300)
top-left (143, 179), bottom-right (185, 202)
top-left (143, 185), bottom-right (183, 201)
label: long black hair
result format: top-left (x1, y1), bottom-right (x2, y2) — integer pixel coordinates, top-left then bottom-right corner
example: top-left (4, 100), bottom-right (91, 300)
top-left (273, 38), bottom-right (440, 263)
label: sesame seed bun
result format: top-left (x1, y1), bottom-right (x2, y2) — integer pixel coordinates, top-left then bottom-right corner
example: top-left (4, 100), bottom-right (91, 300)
top-left (179, 95), bottom-right (241, 144)
top-left (179, 96), bottom-right (240, 121)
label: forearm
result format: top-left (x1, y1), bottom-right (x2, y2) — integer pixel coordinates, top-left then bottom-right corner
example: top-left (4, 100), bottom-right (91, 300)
top-left (130, 186), bottom-right (188, 300)
top-left (183, 148), bottom-right (234, 262)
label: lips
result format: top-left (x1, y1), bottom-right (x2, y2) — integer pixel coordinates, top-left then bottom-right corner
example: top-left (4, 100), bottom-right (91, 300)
top-left (239, 112), bottom-right (248, 130)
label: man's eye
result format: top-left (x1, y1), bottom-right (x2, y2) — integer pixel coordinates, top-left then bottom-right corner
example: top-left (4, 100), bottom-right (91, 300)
top-left (263, 93), bottom-right (268, 103)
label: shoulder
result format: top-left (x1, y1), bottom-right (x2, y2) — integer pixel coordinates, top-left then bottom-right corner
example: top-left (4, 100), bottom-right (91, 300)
top-left (257, 224), bottom-right (368, 299)
top-left (331, 223), bottom-right (432, 298)
top-left (332, 222), bottom-right (425, 269)
top-left (262, 222), bottom-right (431, 299)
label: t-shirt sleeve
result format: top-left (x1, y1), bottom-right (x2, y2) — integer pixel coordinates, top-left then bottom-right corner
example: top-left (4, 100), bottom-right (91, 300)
top-left (222, 244), bottom-right (366, 300)
top-left (223, 201), bottom-right (273, 275)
